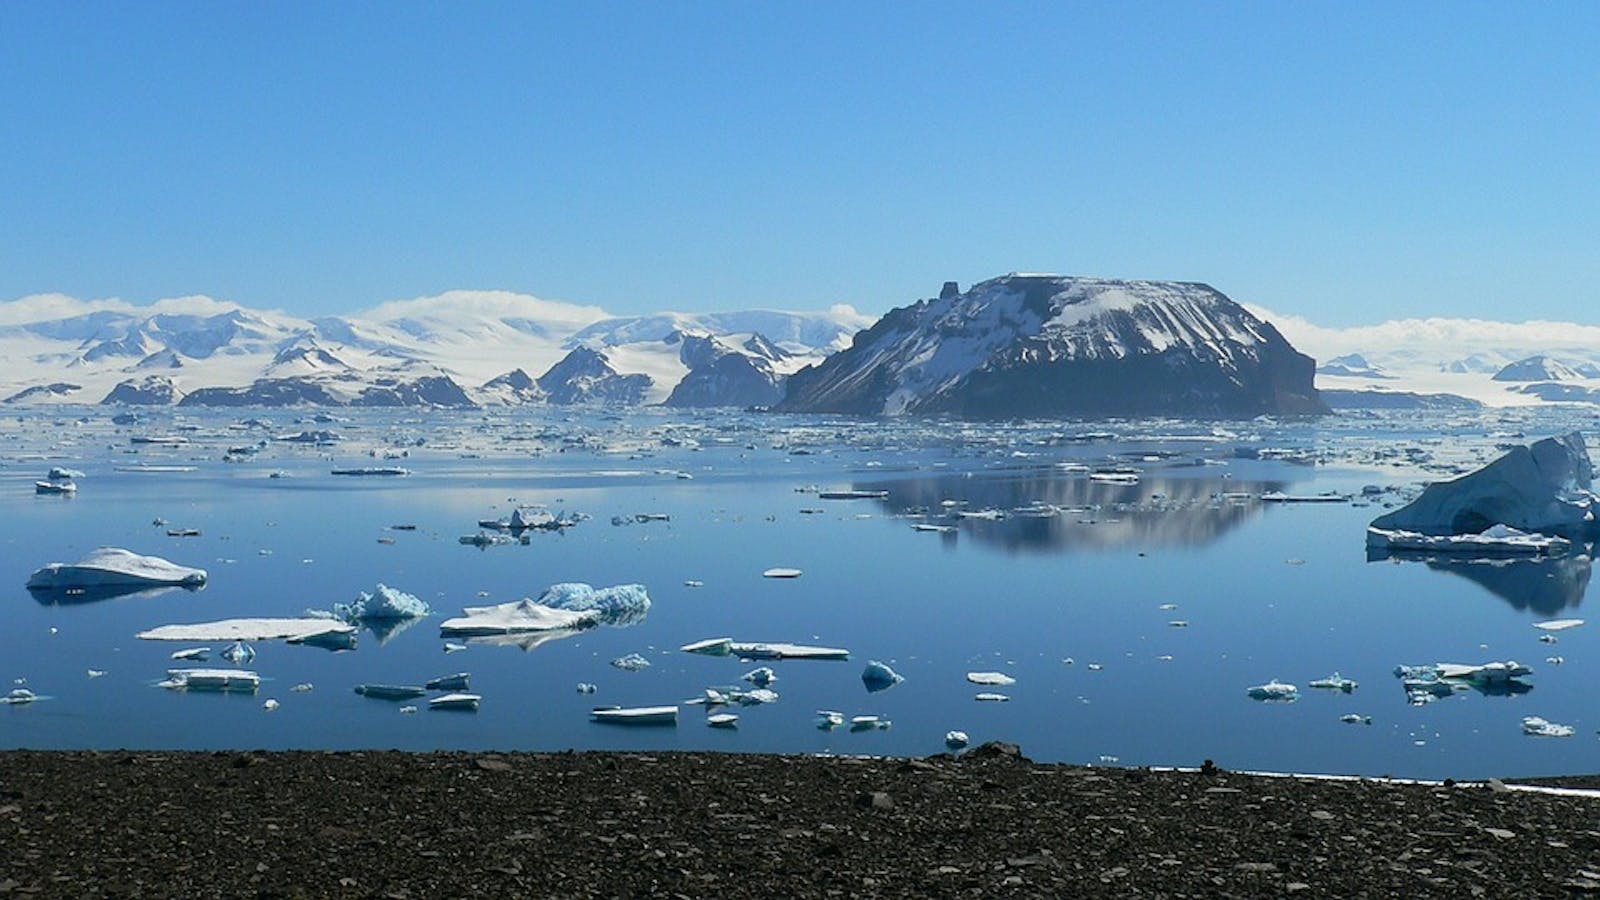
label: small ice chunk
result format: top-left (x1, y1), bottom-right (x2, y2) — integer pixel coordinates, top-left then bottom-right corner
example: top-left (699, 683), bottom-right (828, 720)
top-left (1534, 618), bottom-right (1584, 632)
top-left (428, 693), bottom-right (481, 711)
top-left (849, 715), bottom-right (890, 731)
top-left (741, 666), bottom-right (777, 687)
top-left (974, 692), bottom-right (1010, 702)
top-left (1168, 620), bottom-right (1190, 628)
top-left (945, 730), bottom-right (970, 749)
top-left (1309, 673), bottom-right (1358, 692)
top-left (1340, 714), bottom-right (1373, 725)
top-left (263, 699), bottom-right (280, 711)
top-left (444, 642), bottom-right (467, 653)
top-left (162, 668), bottom-right (260, 692)
top-left (291, 683), bottom-right (313, 693)
top-left (1, 688), bottom-right (38, 704)
top-left (425, 673), bottom-right (470, 691)
top-left (86, 669), bottom-right (106, 678)
top-left (681, 637), bottom-right (733, 655)
top-left (815, 710), bottom-right (845, 730)
top-left (707, 713), bottom-right (738, 728)
top-left (1522, 716), bottom-right (1575, 737)
top-left (399, 705), bottom-right (418, 714)
top-left (862, 660), bottom-right (904, 692)
top-left (1246, 679), bottom-right (1299, 701)
top-left (610, 652), bottom-right (651, 671)
top-left (762, 568), bottom-right (803, 579)
top-left (966, 671), bottom-right (1016, 686)
top-left (737, 688), bottom-right (779, 706)
top-left (683, 580), bottom-right (704, 588)
top-left (221, 642), bottom-right (255, 664)
top-left (139, 619), bottom-right (356, 643)
top-left (171, 647), bottom-right (210, 661)
top-left (576, 683), bottom-right (597, 694)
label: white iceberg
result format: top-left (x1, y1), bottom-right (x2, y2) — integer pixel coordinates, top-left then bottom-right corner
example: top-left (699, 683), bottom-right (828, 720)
top-left (861, 660), bottom-right (904, 692)
top-left (741, 667), bottom-right (777, 687)
top-left (611, 652), bottom-right (651, 671)
top-left (966, 671), bottom-right (1016, 686)
top-left (1369, 433), bottom-right (1598, 539)
top-left (945, 730), bottom-right (970, 749)
top-left (1246, 679), bottom-right (1299, 701)
top-left (1534, 618), bottom-right (1585, 632)
top-left (139, 618), bottom-right (357, 643)
top-left (1, 688), bottom-right (38, 705)
top-left (330, 584), bottom-right (432, 622)
top-left (815, 710), bottom-right (845, 730)
top-left (1308, 673), bottom-right (1358, 693)
top-left (160, 668), bottom-right (260, 692)
top-left (974, 692), bottom-right (1011, 702)
top-left (707, 713), bottom-right (739, 728)
top-left (438, 599), bottom-right (598, 636)
top-left (762, 567), bottom-right (803, 579)
top-left (27, 547), bottom-right (207, 590)
top-left (536, 582), bottom-right (651, 627)
top-left (1521, 715), bottom-right (1575, 737)
top-left (1366, 524), bottom-right (1571, 556)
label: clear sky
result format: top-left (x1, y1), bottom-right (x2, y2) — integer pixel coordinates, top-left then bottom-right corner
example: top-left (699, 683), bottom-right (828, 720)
top-left (2, 2), bottom-right (1596, 324)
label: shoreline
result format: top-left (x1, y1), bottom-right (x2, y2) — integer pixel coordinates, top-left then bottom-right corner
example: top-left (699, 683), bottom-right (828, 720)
top-left (4, 744), bottom-right (1599, 897)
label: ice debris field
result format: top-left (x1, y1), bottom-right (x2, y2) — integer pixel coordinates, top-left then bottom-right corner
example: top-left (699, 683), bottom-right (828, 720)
top-left (5, 406), bottom-right (1600, 779)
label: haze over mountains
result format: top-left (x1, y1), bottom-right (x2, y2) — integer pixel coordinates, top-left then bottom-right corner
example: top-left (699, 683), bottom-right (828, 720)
top-left (5, 278), bottom-right (1600, 414)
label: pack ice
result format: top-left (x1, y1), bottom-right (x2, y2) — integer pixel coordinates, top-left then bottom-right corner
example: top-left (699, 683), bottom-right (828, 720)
top-left (26, 548), bottom-right (207, 589)
top-left (1369, 433), bottom-right (1598, 539)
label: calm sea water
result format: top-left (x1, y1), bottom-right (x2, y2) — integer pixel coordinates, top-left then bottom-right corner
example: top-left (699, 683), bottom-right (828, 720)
top-left (2, 405), bottom-right (1598, 779)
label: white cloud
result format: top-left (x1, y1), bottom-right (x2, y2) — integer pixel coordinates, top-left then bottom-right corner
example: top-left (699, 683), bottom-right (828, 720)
top-left (1248, 304), bottom-right (1600, 362)
top-left (355, 290), bottom-right (609, 329)
top-left (0, 292), bottom-right (248, 326)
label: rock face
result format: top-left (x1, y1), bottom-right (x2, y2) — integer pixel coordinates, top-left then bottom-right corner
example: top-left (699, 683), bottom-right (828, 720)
top-left (778, 275), bottom-right (1324, 418)
top-left (477, 369), bottom-right (546, 405)
top-left (3, 383), bottom-right (81, 404)
top-left (1370, 433), bottom-right (1598, 538)
top-left (1316, 354), bottom-right (1390, 379)
top-left (1321, 389), bottom-right (1483, 411)
top-left (102, 376), bottom-right (182, 405)
top-left (352, 375), bottom-right (476, 408)
top-left (665, 332), bottom-right (788, 408)
top-left (179, 379), bottom-right (345, 407)
top-left (536, 347), bottom-right (651, 405)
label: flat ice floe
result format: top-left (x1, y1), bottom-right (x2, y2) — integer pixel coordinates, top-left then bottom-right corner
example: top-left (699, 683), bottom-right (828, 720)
top-left (1366, 524), bottom-right (1571, 556)
top-left (27, 547), bottom-right (207, 590)
top-left (138, 618), bottom-right (357, 643)
top-left (438, 598), bottom-right (598, 636)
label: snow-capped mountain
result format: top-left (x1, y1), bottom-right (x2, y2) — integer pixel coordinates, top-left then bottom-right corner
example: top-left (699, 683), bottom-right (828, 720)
top-left (1491, 355), bottom-right (1583, 383)
top-left (1316, 353), bottom-right (1390, 379)
top-left (779, 275), bottom-right (1323, 418)
top-left (0, 291), bottom-right (867, 408)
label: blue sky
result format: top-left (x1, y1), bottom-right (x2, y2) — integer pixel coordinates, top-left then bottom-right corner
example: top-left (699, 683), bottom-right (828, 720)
top-left (2, 3), bottom-right (1596, 324)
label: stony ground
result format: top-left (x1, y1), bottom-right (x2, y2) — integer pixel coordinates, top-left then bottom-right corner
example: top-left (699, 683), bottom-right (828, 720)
top-left (3, 745), bottom-right (1600, 898)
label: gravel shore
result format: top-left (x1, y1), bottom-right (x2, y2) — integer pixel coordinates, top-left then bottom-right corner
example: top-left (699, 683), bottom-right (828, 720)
top-left (3, 745), bottom-right (1599, 898)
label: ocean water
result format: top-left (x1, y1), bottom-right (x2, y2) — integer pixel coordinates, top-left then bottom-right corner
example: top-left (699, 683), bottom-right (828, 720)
top-left (2, 405), bottom-right (1599, 780)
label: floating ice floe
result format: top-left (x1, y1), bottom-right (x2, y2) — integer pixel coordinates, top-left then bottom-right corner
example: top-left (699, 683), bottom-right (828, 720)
top-left (354, 684), bottom-right (427, 700)
top-left (611, 653), bottom-right (651, 671)
top-left (429, 693), bottom-right (481, 711)
top-left (1, 688), bottom-right (38, 705)
top-left (815, 710), bottom-right (845, 730)
top-left (850, 715), bottom-right (891, 732)
top-left (1534, 618), bottom-right (1585, 632)
top-left (34, 480), bottom-right (76, 495)
top-left (1521, 716), bottom-right (1575, 737)
top-left (27, 547), bottom-right (207, 590)
top-left (1365, 524), bottom-right (1571, 556)
top-left (326, 583), bottom-right (432, 623)
top-left (1246, 679), bottom-right (1299, 701)
top-left (974, 692), bottom-right (1010, 702)
top-left (742, 667), bottom-right (777, 687)
top-left (591, 705), bottom-right (677, 725)
top-left (160, 668), bottom-right (260, 692)
top-left (861, 660), bottom-right (904, 692)
top-left (139, 618), bottom-right (357, 644)
top-left (707, 713), bottom-right (739, 728)
top-left (426, 673), bottom-right (470, 691)
top-left (330, 466), bottom-right (409, 476)
top-left (459, 532), bottom-right (516, 547)
top-left (1340, 714), bottom-right (1373, 725)
top-left (443, 642), bottom-right (467, 653)
top-left (170, 647), bottom-right (209, 661)
top-left (48, 467), bottom-right (85, 480)
top-left (818, 489), bottom-right (888, 500)
top-left (1308, 673), bottom-right (1358, 693)
top-left (1370, 432), bottom-right (1598, 539)
top-left (966, 671), bottom-right (1016, 686)
top-left (762, 567), bottom-right (803, 579)
top-left (679, 637), bottom-right (850, 660)
top-left (945, 730), bottom-right (970, 749)
top-left (1394, 660), bottom-right (1533, 705)
top-left (438, 598), bottom-right (597, 637)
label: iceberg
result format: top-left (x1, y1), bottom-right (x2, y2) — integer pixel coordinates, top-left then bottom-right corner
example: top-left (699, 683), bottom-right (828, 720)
top-left (1522, 716), bottom-right (1575, 737)
top-left (815, 710), bottom-right (845, 730)
top-left (945, 730), bottom-right (970, 749)
top-left (591, 705), bottom-right (677, 725)
top-left (160, 668), bottom-right (260, 692)
top-left (438, 598), bottom-right (597, 636)
top-left (329, 583), bottom-right (432, 622)
top-left (1, 688), bottom-right (38, 705)
top-left (1394, 660), bottom-right (1533, 704)
top-left (762, 568), bottom-right (803, 579)
top-left (706, 713), bottom-right (739, 728)
top-left (1365, 524), bottom-right (1571, 556)
top-left (741, 666), bottom-right (777, 687)
top-left (1308, 673), bottom-right (1358, 693)
top-left (1246, 679), bottom-right (1299, 701)
top-left (1369, 433), bottom-right (1598, 539)
top-left (428, 693), bottom-right (481, 711)
top-left (138, 618), bottom-right (357, 643)
top-left (535, 582), bottom-right (651, 627)
top-left (27, 547), bottom-right (207, 590)
top-left (1534, 618), bottom-right (1585, 632)
top-left (611, 652), bottom-right (651, 671)
top-left (861, 660), bottom-right (904, 692)
top-left (966, 671), bottom-right (1017, 686)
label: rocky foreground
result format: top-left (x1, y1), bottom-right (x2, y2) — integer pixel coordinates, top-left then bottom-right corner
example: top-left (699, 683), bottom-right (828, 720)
top-left (3, 746), bottom-right (1599, 898)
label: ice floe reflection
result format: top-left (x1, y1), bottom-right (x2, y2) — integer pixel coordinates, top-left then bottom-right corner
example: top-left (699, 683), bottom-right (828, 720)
top-left (1369, 547), bottom-right (1593, 615)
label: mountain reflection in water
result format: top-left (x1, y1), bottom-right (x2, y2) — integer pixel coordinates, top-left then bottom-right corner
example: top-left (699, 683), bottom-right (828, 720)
top-left (853, 470), bottom-right (1288, 554)
top-left (1368, 547), bottom-right (1593, 616)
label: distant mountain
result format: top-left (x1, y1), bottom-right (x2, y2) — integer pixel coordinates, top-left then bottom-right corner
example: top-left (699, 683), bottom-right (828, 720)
top-left (1492, 355), bottom-right (1583, 383)
top-left (1321, 389), bottom-right (1483, 411)
top-left (1316, 353), bottom-right (1390, 379)
top-left (0, 291), bottom-right (863, 409)
top-left (779, 275), bottom-right (1324, 418)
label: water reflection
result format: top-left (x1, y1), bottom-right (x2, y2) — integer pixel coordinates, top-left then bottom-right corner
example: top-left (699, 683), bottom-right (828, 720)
top-left (28, 583), bottom-right (202, 606)
top-left (854, 469), bottom-right (1286, 553)
top-left (1368, 548), bottom-right (1593, 615)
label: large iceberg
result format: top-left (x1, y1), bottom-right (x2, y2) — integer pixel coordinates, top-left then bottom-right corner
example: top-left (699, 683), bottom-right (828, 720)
top-left (27, 547), bottom-right (207, 590)
top-left (535, 582), bottom-right (651, 626)
top-left (1370, 433), bottom-right (1598, 538)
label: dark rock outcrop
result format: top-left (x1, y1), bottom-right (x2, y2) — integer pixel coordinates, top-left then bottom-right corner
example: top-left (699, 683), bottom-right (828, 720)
top-left (779, 274), bottom-right (1325, 418)
top-left (536, 347), bottom-right (651, 405)
top-left (102, 376), bottom-right (182, 405)
top-left (3, 382), bottom-right (82, 404)
top-left (179, 379), bottom-right (344, 407)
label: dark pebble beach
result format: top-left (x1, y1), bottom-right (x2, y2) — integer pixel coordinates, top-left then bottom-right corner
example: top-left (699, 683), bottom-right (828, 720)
top-left (3, 744), bottom-right (1599, 898)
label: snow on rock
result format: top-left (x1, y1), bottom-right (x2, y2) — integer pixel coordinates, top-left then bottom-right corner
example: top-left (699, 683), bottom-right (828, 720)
top-left (1492, 355), bottom-right (1584, 383)
top-left (779, 274), bottom-right (1324, 418)
top-left (26, 547), bottom-right (208, 589)
top-left (1369, 433), bottom-right (1598, 538)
